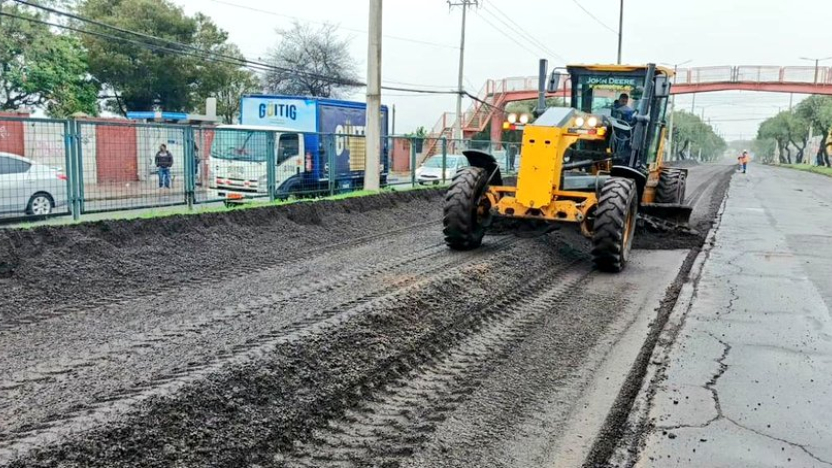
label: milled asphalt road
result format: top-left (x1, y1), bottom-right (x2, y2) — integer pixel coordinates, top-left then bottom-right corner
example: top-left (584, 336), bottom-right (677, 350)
top-left (0, 164), bottom-right (732, 468)
top-left (633, 165), bottom-right (832, 467)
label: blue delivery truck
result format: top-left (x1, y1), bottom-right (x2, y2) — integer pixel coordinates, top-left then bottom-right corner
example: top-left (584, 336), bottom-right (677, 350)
top-left (208, 95), bottom-right (389, 200)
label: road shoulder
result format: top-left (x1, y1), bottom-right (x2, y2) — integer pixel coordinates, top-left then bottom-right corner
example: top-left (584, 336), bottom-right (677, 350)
top-left (619, 166), bottom-right (832, 467)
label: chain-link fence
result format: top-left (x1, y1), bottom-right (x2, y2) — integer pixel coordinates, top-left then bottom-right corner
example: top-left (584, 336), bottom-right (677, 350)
top-left (388, 136), bottom-right (521, 188)
top-left (0, 116), bottom-right (71, 220)
top-left (0, 115), bottom-right (524, 223)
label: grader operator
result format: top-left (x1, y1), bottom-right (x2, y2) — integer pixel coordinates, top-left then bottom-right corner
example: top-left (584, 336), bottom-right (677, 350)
top-left (443, 61), bottom-right (690, 272)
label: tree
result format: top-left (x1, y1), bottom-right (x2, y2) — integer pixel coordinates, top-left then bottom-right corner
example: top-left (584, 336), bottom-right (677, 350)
top-left (795, 95), bottom-right (832, 167)
top-left (195, 44), bottom-right (260, 124)
top-left (751, 138), bottom-right (777, 164)
top-left (264, 21), bottom-right (360, 98)
top-left (782, 111), bottom-right (810, 163)
top-left (670, 111), bottom-right (726, 161)
top-left (77, 0), bottom-right (244, 115)
top-left (0, 2), bottom-right (99, 116)
top-left (758, 112), bottom-right (794, 164)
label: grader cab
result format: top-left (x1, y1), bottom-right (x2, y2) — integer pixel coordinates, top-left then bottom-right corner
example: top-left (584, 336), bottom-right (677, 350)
top-left (443, 61), bottom-right (691, 272)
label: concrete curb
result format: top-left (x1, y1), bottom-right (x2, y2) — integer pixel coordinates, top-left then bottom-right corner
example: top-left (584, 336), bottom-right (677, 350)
top-left (608, 181), bottom-right (731, 466)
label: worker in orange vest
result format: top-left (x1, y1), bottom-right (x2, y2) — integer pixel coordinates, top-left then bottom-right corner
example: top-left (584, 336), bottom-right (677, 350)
top-left (739, 150), bottom-right (750, 174)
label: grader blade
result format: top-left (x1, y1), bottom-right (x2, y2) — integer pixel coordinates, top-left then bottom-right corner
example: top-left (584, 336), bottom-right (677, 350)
top-left (640, 203), bottom-right (693, 226)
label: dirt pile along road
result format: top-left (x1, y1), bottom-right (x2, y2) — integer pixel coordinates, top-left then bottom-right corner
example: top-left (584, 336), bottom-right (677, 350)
top-left (0, 164), bottom-right (733, 468)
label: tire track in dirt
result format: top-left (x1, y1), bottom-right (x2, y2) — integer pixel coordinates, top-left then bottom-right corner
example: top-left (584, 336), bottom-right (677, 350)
top-left (0, 236), bottom-right (525, 463)
top-left (4, 236), bottom-right (585, 468)
top-left (685, 165), bottom-right (728, 209)
top-left (0, 218), bottom-right (441, 333)
top-left (0, 238), bottom-right (447, 384)
top-left (282, 262), bottom-right (590, 467)
top-left (0, 234), bottom-right (510, 392)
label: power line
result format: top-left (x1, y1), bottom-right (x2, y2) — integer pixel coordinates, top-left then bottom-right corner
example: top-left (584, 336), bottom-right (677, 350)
top-left (5, 2), bottom-right (459, 96)
top-left (569, 0), bottom-right (618, 35)
top-left (0, 11), bottom-right (278, 74)
top-left (384, 79), bottom-right (460, 89)
top-left (474, 10), bottom-right (544, 60)
top-left (208, 0), bottom-right (458, 50)
top-left (480, 2), bottom-right (567, 63)
top-left (10, 0), bottom-right (365, 86)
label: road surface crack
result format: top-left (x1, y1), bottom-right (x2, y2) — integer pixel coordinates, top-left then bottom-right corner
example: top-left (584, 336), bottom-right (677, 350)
top-left (724, 416), bottom-right (832, 466)
top-left (704, 332), bottom-right (731, 417)
top-left (656, 332), bottom-right (832, 465)
top-left (656, 332), bottom-right (730, 432)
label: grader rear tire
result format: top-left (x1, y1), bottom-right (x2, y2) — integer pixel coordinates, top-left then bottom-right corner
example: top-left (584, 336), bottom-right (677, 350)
top-left (656, 168), bottom-right (687, 204)
top-left (592, 177), bottom-right (638, 272)
top-left (443, 166), bottom-right (491, 250)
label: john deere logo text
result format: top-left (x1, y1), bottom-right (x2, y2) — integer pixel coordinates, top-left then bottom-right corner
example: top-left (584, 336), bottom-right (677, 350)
top-left (259, 103), bottom-right (298, 120)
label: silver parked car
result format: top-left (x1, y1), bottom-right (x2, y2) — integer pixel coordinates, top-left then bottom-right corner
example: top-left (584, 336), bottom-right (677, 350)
top-left (0, 152), bottom-right (68, 217)
top-left (416, 154), bottom-right (469, 185)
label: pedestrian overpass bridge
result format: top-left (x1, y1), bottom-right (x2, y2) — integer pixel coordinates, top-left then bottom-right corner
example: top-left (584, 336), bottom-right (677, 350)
top-left (423, 65), bottom-right (832, 157)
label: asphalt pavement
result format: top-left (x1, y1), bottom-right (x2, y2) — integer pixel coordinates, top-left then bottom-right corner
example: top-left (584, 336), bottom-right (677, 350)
top-left (630, 165), bottom-right (832, 467)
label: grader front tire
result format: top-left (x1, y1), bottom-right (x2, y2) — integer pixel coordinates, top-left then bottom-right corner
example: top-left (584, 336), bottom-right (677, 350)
top-left (592, 178), bottom-right (638, 272)
top-left (443, 167), bottom-right (490, 250)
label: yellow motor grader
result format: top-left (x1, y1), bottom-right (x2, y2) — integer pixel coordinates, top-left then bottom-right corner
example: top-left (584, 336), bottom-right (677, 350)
top-left (443, 61), bottom-right (690, 272)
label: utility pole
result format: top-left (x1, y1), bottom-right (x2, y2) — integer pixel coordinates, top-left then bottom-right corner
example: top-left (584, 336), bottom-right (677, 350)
top-left (449, 0), bottom-right (478, 142)
top-left (364, 0), bottom-right (382, 191)
top-left (391, 104), bottom-right (396, 136)
top-left (691, 93), bottom-right (696, 114)
top-left (617, 0), bottom-right (624, 64)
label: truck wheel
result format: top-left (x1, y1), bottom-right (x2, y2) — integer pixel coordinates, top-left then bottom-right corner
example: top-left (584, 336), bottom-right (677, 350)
top-left (443, 167), bottom-right (491, 250)
top-left (656, 168), bottom-right (686, 204)
top-left (592, 178), bottom-right (638, 272)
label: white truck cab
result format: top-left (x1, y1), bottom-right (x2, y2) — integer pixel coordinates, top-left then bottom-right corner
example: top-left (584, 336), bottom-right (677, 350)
top-left (208, 124), bottom-right (305, 200)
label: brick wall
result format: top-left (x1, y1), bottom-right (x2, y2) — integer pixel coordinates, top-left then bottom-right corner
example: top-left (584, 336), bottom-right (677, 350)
top-left (0, 112), bottom-right (27, 156)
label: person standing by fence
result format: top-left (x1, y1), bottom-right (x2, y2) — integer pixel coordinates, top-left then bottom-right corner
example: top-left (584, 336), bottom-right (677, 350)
top-left (155, 144), bottom-right (173, 189)
top-left (193, 142), bottom-right (201, 186)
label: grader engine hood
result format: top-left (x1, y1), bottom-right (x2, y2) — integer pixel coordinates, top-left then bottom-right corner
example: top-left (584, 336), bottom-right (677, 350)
top-left (515, 107), bottom-right (606, 209)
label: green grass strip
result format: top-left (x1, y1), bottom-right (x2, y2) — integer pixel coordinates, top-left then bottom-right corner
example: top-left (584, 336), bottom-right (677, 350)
top-left (781, 164), bottom-right (832, 178)
top-left (9, 184), bottom-right (443, 230)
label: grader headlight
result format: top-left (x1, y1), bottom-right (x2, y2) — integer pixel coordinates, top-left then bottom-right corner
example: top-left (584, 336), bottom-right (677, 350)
top-left (587, 116), bottom-right (599, 128)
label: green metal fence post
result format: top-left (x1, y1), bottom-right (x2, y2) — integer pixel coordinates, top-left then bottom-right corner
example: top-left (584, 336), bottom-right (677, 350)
top-left (183, 127), bottom-right (195, 210)
top-left (75, 121), bottom-right (85, 215)
top-left (64, 120), bottom-right (80, 221)
top-left (266, 131), bottom-right (277, 202)
top-left (327, 134), bottom-right (336, 196)
top-left (410, 137), bottom-right (417, 188)
top-left (441, 137), bottom-right (448, 185)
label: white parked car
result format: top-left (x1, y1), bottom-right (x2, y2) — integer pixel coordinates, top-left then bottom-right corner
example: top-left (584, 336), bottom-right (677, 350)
top-left (416, 154), bottom-right (469, 185)
top-left (0, 152), bottom-right (68, 217)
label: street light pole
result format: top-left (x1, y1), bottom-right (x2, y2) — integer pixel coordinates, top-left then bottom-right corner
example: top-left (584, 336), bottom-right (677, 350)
top-left (364, 0), bottom-right (382, 191)
top-left (814, 59), bottom-right (819, 84)
top-left (617, 0), bottom-right (623, 64)
top-left (800, 56), bottom-right (832, 85)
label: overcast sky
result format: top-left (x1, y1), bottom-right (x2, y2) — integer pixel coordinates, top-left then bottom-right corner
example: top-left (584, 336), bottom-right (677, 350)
top-left (176, 0), bottom-right (832, 141)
